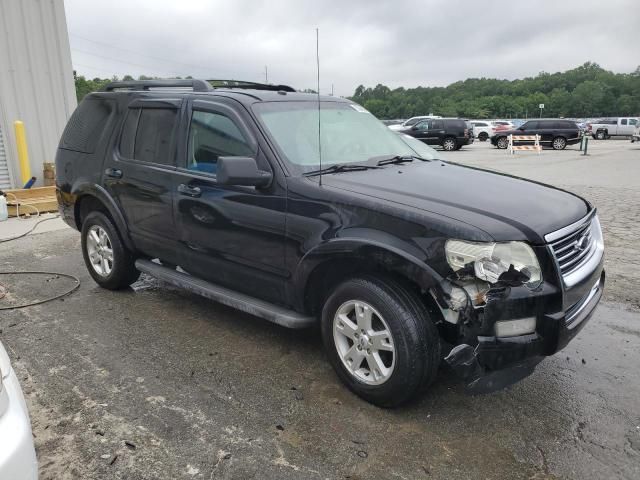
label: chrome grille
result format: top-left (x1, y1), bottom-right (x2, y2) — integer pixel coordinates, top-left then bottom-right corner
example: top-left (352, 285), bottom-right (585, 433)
top-left (550, 220), bottom-right (594, 276)
top-left (545, 212), bottom-right (604, 288)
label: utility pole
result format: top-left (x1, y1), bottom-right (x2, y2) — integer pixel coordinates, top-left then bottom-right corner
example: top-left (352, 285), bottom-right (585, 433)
top-left (264, 66), bottom-right (268, 84)
top-left (331, 83), bottom-right (334, 96)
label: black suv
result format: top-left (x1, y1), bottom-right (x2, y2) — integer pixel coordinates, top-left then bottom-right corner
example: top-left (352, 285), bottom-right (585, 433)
top-left (56, 80), bottom-right (604, 406)
top-left (398, 118), bottom-right (473, 151)
top-left (491, 119), bottom-right (582, 150)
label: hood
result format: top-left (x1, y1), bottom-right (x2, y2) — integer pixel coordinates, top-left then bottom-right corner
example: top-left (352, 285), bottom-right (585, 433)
top-left (321, 161), bottom-right (589, 244)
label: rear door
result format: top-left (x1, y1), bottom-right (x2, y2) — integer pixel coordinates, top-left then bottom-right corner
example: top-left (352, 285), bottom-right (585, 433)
top-left (172, 97), bottom-right (288, 303)
top-left (542, 120), bottom-right (557, 145)
top-left (103, 97), bottom-right (183, 263)
top-left (429, 119), bottom-right (446, 145)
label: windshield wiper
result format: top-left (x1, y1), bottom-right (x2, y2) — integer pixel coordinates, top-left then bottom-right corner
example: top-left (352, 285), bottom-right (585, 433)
top-left (374, 154), bottom-right (430, 166)
top-left (304, 163), bottom-right (381, 177)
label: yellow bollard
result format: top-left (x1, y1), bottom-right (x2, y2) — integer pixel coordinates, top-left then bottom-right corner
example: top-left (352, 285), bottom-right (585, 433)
top-left (14, 120), bottom-right (32, 185)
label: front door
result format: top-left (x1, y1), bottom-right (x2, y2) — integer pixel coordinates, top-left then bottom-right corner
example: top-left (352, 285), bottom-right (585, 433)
top-left (103, 98), bottom-right (182, 264)
top-left (173, 98), bottom-right (288, 304)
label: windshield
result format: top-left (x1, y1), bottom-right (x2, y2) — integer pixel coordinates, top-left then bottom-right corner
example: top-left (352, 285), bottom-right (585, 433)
top-left (253, 101), bottom-right (419, 173)
top-left (397, 134), bottom-right (440, 160)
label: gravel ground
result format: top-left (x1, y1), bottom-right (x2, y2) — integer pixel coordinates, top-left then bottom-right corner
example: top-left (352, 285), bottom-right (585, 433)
top-left (1, 138), bottom-right (639, 479)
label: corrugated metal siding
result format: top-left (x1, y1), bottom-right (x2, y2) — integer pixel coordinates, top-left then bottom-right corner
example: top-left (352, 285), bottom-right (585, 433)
top-left (0, 122), bottom-right (10, 189)
top-left (0, 0), bottom-right (77, 188)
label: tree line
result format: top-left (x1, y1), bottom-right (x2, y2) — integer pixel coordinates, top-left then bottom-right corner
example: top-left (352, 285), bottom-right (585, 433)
top-left (349, 62), bottom-right (640, 119)
top-left (74, 62), bottom-right (640, 120)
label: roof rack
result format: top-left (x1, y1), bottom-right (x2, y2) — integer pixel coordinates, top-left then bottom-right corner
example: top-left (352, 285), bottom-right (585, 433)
top-left (208, 79), bottom-right (296, 92)
top-left (101, 79), bottom-right (213, 92)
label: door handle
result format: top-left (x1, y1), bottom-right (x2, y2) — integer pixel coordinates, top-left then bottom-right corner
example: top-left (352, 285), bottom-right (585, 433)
top-left (105, 168), bottom-right (123, 179)
top-left (177, 184), bottom-right (201, 198)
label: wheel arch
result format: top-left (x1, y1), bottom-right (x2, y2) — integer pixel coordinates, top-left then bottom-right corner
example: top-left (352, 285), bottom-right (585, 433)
top-left (295, 238), bottom-right (443, 317)
top-left (72, 183), bottom-right (134, 250)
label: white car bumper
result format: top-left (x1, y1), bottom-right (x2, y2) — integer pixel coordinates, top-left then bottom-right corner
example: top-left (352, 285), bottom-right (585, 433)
top-left (0, 362), bottom-right (38, 479)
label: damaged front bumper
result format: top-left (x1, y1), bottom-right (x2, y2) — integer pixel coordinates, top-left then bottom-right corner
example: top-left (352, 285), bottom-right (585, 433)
top-left (445, 271), bottom-right (605, 394)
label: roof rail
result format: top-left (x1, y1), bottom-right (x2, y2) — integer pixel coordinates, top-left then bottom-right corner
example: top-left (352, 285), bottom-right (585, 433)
top-left (101, 79), bottom-right (213, 92)
top-left (208, 79), bottom-right (296, 92)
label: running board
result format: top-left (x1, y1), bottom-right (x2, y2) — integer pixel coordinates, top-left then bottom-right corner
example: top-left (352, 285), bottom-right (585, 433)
top-left (135, 259), bottom-right (315, 329)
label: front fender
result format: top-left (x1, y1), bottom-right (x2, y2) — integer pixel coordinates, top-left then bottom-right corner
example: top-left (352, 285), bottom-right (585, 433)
top-left (292, 229), bottom-right (445, 309)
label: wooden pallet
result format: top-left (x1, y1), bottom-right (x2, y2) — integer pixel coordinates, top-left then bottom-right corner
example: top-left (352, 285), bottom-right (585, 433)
top-left (5, 186), bottom-right (58, 217)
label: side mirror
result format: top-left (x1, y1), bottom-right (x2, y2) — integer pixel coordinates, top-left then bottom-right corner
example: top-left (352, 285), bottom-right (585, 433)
top-left (411, 125), bottom-right (419, 130)
top-left (217, 157), bottom-right (272, 187)
top-left (518, 127), bottom-right (525, 131)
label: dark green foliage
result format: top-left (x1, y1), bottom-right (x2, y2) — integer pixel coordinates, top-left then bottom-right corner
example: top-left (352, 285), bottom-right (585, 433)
top-left (349, 63), bottom-right (640, 119)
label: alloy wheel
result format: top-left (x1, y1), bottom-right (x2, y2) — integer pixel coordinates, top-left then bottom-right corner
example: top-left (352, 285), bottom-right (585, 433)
top-left (442, 139), bottom-right (456, 151)
top-left (86, 225), bottom-right (114, 277)
top-left (333, 300), bottom-right (395, 385)
top-left (552, 137), bottom-right (566, 150)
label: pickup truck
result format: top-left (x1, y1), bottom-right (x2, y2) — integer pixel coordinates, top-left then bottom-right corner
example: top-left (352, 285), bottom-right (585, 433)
top-left (632, 122), bottom-right (640, 143)
top-left (587, 117), bottom-right (638, 139)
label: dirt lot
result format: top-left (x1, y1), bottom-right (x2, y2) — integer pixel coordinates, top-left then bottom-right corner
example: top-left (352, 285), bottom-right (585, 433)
top-left (1, 139), bottom-right (639, 479)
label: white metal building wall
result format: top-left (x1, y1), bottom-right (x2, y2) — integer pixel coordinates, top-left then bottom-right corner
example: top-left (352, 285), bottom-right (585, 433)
top-left (0, 0), bottom-right (77, 188)
top-left (0, 121), bottom-right (11, 189)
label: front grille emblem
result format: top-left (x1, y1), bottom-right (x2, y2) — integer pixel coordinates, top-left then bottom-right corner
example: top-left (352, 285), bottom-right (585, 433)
top-left (575, 235), bottom-right (589, 251)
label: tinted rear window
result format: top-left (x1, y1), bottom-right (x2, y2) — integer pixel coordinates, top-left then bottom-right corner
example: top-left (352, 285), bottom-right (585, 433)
top-left (60, 97), bottom-right (115, 153)
top-left (134, 109), bottom-right (178, 165)
top-left (444, 119), bottom-right (466, 128)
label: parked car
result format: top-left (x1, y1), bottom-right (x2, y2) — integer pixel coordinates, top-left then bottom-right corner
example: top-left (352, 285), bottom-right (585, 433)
top-left (587, 117), bottom-right (639, 139)
top-left (491, 119), bottom-right (582, 150)
top-left (56, 79), bottom-right (604, 406)
top-left (470, 120), bottom-right (496, 141)
top-left (491, 120), bottom-right (514, 132)
top-left (388, 115), bottom-right (442, 131)
top-left (0, 339), bottom-right (38, 479)
top-left (398, 118), bottom-right (473, 151)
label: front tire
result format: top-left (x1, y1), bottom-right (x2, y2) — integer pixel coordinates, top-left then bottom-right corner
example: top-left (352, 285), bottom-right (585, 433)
top-left (81, 211), bottom-right (140, 289)
top-left (496, 136), bottom-right (509, 149)
top-left (478, 132), bottom-right (489, 142)
top-left (552, 136), bottom-right (567, 150)
top-left (321, 276), bottom-right (440, 407)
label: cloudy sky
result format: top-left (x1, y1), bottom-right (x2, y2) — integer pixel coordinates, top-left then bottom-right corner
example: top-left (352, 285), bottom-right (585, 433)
top-left (65, 0), bottom-right (640, 96)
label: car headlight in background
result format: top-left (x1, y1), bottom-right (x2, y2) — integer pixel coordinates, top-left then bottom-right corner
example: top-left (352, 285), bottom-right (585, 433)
top-left (445, 240), bottom-right (542, 288)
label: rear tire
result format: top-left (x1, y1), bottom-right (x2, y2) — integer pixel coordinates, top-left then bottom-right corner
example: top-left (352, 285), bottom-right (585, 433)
top-left (442, 137), bottom-right (457, 151)
top-left (478, 132), bottom-right (489, 142)
top-left (321, 276), bottom-right (440, 407)
top-left (552, 136), bottom-right (567, 150)
top-left (595, 130), bottom-right (606, 140)
top-left (496, 136), bottom-right (509, 149)
top-left (81, 211), bottom-right (140, 290)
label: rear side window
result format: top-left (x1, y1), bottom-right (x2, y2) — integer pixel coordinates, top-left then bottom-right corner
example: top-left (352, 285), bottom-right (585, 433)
top-left (135, 109), bottom-right (178, 165)
top-left (60, 97), bottom-right (115, 153)
top-left (445, 120), bottom-right (466, 129)
top-left (119, 109), bottom-right (140, 158)
top-left (119, 107), bottom-right (178, 166)
top-left (432, 120), bottom-right (444, 129)
top-left (621, 119), bottom-right (628, 125)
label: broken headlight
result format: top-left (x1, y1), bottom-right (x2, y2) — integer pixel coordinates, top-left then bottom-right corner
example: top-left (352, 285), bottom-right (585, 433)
top-left (445, 240), bottom-right (542, 288)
